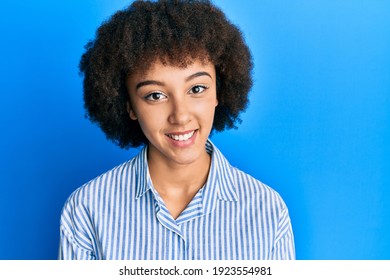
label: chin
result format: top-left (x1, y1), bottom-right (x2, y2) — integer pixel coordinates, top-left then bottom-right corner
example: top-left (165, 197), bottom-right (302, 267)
top-left (170, 153), bottom-right (200, 166)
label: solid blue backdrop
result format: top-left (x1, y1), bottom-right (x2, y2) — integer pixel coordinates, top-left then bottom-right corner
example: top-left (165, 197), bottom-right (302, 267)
top-left (0, 0), bottom-right (389, 259)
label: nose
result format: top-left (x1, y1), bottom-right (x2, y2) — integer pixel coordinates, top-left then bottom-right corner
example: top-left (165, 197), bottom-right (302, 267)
top-left (168, 96), bottom-right (191, 125)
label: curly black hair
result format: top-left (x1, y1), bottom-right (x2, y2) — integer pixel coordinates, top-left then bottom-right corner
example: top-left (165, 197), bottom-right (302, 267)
top-left (80, 0), bottom-right (253, 148)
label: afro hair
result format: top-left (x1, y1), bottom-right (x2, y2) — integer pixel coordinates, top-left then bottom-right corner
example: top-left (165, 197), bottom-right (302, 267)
top-left (80, 0), bottom-right (253, 148)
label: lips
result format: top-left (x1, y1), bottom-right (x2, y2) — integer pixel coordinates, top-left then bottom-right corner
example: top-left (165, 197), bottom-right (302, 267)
top-left (166, 130), bottom-right (196, 141)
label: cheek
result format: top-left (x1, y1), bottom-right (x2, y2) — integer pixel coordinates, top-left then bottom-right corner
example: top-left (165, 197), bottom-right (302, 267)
top-left (193, 103), bottom-right (217, 129)
top-left (136, 108), bottom-right (164, 134)
top-left (195, 98), bottom-right (217, 116)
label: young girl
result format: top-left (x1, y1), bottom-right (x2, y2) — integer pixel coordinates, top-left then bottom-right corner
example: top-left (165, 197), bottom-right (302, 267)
top-left (59, 0), bottom-right (295, 260)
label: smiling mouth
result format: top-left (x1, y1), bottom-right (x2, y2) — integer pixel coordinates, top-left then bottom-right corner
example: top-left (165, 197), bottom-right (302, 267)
top-left (166, 130), bottom-right (196, 141)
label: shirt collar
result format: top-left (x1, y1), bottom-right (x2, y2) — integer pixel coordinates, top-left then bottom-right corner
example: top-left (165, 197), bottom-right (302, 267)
top-left (204, 139), bottom-right (238, 201)
top-left (134, 139), bottom-right (239, 206)
top-left (134, 145), bottom-right (151, 199)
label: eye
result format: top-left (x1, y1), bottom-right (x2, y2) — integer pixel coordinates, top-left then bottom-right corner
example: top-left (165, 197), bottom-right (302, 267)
top-left (189, 85), bottom-right (208, 94)
top-left (144, 92), bottom-right (167, 101)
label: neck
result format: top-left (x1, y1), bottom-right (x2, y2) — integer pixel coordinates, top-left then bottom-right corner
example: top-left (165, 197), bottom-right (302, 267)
top-left (147, 149), bottom-right (211, 195)
top-left (146, 144), bottom-right (212, 219)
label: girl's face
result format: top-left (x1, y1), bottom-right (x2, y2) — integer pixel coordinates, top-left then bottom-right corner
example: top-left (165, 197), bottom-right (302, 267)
top-left (126, 59), bottom-right (218, 167)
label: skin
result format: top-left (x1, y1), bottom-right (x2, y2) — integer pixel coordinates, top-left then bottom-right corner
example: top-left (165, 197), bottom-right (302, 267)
top-left (126, 58), bottom-right (218, 219)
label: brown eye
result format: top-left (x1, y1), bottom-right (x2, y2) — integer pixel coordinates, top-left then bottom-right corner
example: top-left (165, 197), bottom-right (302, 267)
top-left (189, 85), bottom-right (207, 94)
top-left (145, 92), bottom-right (167, 101)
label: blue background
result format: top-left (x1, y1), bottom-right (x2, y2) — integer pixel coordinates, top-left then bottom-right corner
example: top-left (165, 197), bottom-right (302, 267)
top-left (0, 0), bottom-right (389, 260)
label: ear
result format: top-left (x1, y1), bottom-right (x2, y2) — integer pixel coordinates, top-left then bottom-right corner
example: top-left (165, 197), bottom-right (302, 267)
top-left (126, 102), bottom-right (137, 120)
top-left (215, 97), bottom-right (219, 107)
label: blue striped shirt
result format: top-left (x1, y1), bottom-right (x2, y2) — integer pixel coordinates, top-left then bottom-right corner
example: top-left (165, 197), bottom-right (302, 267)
top-left (59, 140), bottom-right (295, 260)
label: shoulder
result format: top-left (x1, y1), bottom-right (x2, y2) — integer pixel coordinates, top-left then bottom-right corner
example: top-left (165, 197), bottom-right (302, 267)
top-left (233, 167), bottom-right (286, 204)
top-left (229, 166), bottom-right (290, 228)
top-left (59, 151), bottom-right (145, 256)
top-left (209, 140), bottom-right (288, 212)
top-left (61, 152), bottom-right (141, 216)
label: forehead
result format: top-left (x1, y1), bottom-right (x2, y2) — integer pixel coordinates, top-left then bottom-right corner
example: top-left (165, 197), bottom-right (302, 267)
top-left (128, 57), bottom-right (216, 82)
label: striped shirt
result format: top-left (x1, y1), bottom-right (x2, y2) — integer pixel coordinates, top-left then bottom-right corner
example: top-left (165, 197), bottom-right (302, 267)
top-left (59, 140), bottom-right (295, 260)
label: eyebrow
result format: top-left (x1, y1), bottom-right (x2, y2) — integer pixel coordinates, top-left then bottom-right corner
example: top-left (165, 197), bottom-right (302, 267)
top-left (136, 80), bottom-right (164, 90)
top-left (185, 71), bottom-right (212, 82)
top-left (135, 71), bottom-right (212, 90)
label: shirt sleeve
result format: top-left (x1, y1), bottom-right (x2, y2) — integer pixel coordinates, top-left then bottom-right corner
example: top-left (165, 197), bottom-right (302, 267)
top-left (58, 189), bottom-right (98, 260)
top-left (58, 226), bottom-right (96, 260)
top-left (270, 203), bottom-right (296, 260)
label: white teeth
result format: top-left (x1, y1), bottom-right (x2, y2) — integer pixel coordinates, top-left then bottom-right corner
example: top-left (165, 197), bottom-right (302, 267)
top-left (168, 130), bottom-right (195, 141)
